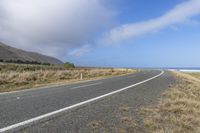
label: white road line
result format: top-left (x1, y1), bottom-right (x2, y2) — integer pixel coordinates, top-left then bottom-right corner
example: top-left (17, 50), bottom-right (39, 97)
top-left (70, 82), bottom-right (103, 90)
top-left (0, 70), bottom-right (164, 133)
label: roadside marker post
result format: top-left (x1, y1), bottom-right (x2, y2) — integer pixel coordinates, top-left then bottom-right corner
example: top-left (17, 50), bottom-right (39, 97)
top-left (80, 73), bottom-right (83, 80)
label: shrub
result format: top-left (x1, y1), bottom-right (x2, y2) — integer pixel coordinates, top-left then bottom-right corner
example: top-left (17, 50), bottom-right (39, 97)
top-left (64, 62), bottom-right (75, 69)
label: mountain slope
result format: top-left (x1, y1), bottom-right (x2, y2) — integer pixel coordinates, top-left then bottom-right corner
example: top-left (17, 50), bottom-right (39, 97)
top-left (0, 42), bottom-right (63, 64)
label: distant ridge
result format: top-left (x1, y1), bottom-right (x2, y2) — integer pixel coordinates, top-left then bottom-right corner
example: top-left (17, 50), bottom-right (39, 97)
top-left (0, 42), bottom-right (63, 65)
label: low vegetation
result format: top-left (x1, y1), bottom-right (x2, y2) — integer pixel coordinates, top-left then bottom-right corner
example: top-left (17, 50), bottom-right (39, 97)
top-left (64, 62), bottom-right (75, 69)
top-left (0, 59), bottom-right (51, 65)
top-left (0, 63), bottom-right (135, 92)
top-left (141, 72), bottom-right (200, 133)
top-left (187, 72), bottom-right (200, 80)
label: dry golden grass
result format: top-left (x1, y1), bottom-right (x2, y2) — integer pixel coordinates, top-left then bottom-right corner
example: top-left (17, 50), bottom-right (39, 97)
top-left (187, 72), bottom-right (200, 81)
top-left (0, 63), bottom-right (136, 92)
top-left (141, 72), bottom-right (200, 133)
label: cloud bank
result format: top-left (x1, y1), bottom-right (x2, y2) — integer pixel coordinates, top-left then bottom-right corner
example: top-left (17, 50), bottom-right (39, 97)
top-left (1, 0), bottom-right (200, 58)
top-left (103, 0), bottom-right (200, 44)
top-left (0, 0), bottom-right (114, 57)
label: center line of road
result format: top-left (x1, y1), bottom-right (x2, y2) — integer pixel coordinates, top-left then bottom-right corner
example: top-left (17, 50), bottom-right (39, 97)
top-left (0, 70), bottom-right (164, 133)
top-left (70, 82), bottom-right (103, 90)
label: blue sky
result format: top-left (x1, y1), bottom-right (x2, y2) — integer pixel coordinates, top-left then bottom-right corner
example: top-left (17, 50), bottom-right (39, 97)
top-left (1, 0), bottom-right (200, 67)
top-left (67, 0), bottom-right (200, 67)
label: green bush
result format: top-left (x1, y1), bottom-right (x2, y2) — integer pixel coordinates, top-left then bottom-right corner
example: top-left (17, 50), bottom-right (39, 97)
top-left (64, 62), bottom-right (75, 69)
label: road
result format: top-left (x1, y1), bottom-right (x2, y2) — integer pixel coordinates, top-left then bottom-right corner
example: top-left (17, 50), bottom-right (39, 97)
top-left (0, 70), bottom-right (174, 133)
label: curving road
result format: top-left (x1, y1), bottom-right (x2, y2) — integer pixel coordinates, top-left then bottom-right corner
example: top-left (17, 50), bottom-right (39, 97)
top-left (0, 70), bottom-right (174, 133)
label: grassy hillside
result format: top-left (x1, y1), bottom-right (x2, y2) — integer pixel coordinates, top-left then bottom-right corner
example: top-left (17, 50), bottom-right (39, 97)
top-left (0, 63), bottom-right (135, 92)
top-left (0, 42), bottom-right (63, 64)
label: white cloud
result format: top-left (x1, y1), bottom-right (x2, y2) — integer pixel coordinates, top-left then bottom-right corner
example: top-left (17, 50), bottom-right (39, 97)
top-left (69, 45), bottom-right (91, 57)
top-left (0, 0), bottom-right (114, 57)
top-left (102, 0), bottom-right (200, 44)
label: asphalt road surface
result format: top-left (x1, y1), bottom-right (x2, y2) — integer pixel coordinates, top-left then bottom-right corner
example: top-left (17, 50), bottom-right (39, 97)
top-left (0, 70), bottom-right (174, 133)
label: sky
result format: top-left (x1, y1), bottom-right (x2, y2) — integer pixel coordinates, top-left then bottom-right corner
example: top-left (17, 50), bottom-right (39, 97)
top-left (0, 0), bottom-right (200, 68)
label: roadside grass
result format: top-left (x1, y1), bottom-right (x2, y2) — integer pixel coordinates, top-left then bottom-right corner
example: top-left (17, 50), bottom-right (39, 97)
top-left (140, 72), bottom-right (200, 133)
top-left (0, 63), bottom-right (136, 92)
top-left (187, 72), bottom-right (200, 81)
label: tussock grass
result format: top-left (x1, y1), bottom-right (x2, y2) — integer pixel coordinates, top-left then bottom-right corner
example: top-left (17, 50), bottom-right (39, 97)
top-left (141, 72), bottom-right (200, 133)
top-left (0, 63), bottom-right (135, 92)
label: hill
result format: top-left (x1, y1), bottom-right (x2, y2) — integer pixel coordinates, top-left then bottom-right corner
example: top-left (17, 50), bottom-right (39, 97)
top-left (0, 42), bottom-right (63, 65)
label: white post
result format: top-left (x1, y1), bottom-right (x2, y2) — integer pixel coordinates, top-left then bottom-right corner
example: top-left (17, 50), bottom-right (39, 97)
top-left (80, 72), bottom-right (83, 80)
